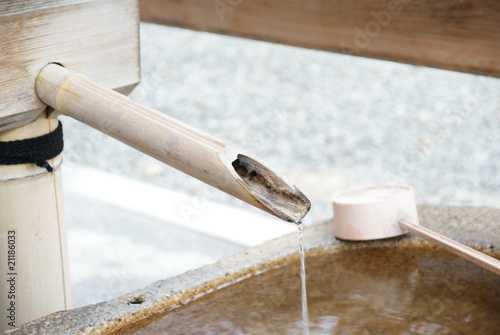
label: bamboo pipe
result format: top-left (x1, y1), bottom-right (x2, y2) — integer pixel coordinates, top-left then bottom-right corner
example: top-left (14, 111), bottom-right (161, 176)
top-left (35, 64), bottom-right (310, 223)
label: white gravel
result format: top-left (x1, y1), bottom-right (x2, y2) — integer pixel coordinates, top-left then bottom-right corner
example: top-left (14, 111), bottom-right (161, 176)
top-left (62, 22), bottom-right (500, 224)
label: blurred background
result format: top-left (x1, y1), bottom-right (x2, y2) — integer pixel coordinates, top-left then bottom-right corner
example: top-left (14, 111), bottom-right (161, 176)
top-left (63, 23), bottom-right (500, 307)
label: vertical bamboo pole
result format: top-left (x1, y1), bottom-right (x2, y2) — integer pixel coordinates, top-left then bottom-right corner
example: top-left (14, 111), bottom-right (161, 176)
top-left (0, 115), bottom-right (71, 331)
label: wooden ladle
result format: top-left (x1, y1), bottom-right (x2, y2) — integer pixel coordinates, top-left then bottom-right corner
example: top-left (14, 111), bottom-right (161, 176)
top-left (332, 185), bottom-right (500, 276)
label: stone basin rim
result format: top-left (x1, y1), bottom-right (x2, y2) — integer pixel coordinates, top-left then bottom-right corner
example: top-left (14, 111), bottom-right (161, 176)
top-left (4, 205), bottom-right (499, 335)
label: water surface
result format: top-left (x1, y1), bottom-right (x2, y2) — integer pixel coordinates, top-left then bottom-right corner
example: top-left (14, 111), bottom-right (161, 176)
top-left (114, 246), bottom-right (500, 335)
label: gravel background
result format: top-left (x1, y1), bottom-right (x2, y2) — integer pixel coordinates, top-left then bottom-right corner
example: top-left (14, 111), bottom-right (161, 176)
top-left (62, 23), bottom-right (500, 224)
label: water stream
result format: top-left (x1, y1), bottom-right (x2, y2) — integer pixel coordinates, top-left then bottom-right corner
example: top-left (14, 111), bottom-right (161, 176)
top-left (297, 222), bottom-right (310, 335)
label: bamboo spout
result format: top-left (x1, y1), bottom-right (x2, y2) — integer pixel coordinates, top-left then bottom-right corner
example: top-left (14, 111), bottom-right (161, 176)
top-left (35, 64), bottom-right (310, 222)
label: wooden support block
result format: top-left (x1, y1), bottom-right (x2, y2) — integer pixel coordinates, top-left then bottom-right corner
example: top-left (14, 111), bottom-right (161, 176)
top-left (140, 0), bottom-right (500, 78)
top-left (0, 1), bottom-right (139, 329)
top-left (0, 0), bottom-right (141, 132)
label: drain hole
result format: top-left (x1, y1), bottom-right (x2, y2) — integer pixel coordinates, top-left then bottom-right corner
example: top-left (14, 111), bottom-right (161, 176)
top-left (128, 296), bottom-right (144, 305)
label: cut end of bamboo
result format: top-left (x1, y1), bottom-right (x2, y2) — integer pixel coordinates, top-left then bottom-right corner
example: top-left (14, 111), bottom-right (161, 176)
top-left (231, 154), bottom-right (311, 223)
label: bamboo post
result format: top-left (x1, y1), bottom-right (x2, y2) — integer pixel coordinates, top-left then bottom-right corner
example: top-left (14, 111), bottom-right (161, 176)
top-left (0, 115), bottom-right (71, 331)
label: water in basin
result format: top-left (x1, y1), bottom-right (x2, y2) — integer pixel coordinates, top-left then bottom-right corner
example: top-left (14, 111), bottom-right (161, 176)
top-left (113, 246), bottom-right (499, 334)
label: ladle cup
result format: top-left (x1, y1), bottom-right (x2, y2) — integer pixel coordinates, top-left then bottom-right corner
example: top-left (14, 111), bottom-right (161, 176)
top-left (332, 185), bottom-right (500, 276)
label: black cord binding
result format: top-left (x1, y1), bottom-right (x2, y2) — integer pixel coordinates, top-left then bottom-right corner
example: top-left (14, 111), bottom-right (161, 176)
top-left (0, 121), bottom-right (64, 172)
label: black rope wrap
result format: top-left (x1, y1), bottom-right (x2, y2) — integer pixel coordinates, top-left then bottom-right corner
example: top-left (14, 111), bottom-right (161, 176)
top-left (0, 121), bottom-right (64, 172)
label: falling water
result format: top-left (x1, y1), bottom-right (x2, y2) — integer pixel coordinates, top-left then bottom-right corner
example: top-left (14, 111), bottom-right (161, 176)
top-left (297, 222), bottom-right (310, 335)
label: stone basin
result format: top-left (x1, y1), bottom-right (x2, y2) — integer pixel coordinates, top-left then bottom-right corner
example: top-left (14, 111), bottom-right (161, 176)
top-left (4, 206), bottom-right (499, 335)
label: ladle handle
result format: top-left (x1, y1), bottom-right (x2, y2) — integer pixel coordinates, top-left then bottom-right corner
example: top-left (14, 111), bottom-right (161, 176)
top-left (399, 219), bottom-right (500, 276)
